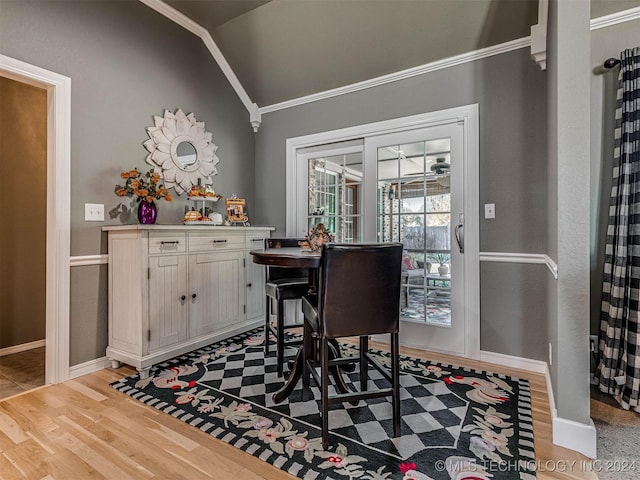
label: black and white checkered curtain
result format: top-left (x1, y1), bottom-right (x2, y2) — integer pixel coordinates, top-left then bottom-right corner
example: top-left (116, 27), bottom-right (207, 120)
top-left (596, 47), bottom-right (640, 412)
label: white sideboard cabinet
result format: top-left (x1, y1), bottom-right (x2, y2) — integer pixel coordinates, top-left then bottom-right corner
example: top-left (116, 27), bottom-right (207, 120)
top-left (103, 225), bottom-right (272, 378)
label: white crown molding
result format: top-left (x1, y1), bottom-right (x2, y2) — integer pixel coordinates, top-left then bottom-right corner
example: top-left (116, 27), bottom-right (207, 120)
top-left (137, 1), bottom-right (640, 126)
top-left (530, 0), bottom-right (548, 70)
top-left (260, 37), bottom-right (531, 114)
top-left (591, 6), bottom-right (640, 30)
top-left (138, 0), bottom-right (257, 128)
top-left (479, 252), bottom-right (558, 279)
top-left (70, 254), bottom-right (109, 267)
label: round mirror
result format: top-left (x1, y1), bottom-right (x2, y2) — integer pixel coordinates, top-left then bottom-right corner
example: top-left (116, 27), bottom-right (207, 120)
top-left (144, 109), bottom-right (220, 195)
top-left (175, 141), bottom-right (197, 167)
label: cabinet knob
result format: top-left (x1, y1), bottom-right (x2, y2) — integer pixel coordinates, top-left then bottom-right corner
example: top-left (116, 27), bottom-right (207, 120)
top-left (246, 283), bottom-right (252, 288)
top-left (192, 293), bottom-right (197, 299)
top-left (180, 295), bottom-right (186, 301)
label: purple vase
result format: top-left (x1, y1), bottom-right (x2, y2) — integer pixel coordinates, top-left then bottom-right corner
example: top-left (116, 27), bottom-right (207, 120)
top-left (137, 200), bottom-right (157, 224)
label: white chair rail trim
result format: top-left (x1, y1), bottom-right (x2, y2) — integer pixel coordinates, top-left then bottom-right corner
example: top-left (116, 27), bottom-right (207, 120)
top-left (590, 6), bottom-right (640, 30)
top-left (69, 254), bottom-right (109, 267)
top-left (479, 252), bottom-right (558, 279)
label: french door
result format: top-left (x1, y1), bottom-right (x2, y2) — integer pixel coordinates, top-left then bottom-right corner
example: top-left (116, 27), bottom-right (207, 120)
top-left (364, 124), bottom-right (467, 355)
top-left (287, 106), bottom-right (479, 358)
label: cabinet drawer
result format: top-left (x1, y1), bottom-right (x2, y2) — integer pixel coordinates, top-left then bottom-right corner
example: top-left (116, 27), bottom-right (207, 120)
top-left (245, 234), bottom-right (268, 250)
top-left (188, 232), bottom-right (244, 252)
top-left (149, 232), bottom-right (186, 254)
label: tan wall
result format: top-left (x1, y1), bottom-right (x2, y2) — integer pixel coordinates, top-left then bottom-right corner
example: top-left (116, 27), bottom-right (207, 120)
top-left (0, 77), bottom-right (47, 349)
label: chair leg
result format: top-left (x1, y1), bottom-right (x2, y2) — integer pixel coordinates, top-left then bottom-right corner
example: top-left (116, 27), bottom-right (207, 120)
top-left (302, 319), bottom-right (312, 401)
top-left (321, 337), bottom-right (330, 450)
top-left (264, 296), bottom-right (271, 355)
top-left (359, 336), bottom-right (368, 393)
top-left (391, 332), bottom-right (401, 438)
top-left (276, 298), bottom-right (285, 377)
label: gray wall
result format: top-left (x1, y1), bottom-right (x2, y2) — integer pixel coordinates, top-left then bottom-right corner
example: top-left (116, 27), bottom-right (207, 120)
top-left (590, 19), bottom-right (640, 337)
top-left (70, 265), bottom-right (108, 366)
top-left (0, 0), bottom-right (254, 364)
top-left (255, 47), bottom-right (551, 359)
top-left (480, 263), bottom-right (549, 360)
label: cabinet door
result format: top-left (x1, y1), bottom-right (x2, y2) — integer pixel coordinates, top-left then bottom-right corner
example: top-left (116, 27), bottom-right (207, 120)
top-left (245, 251), bottom-right (265, 321)
top-left (188, 251), bottom-right (244, 337)
top-left (148, 255), bottom-right (188, 352)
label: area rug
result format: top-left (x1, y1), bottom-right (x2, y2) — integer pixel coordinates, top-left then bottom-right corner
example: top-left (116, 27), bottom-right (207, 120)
top-left (111, 329), bottom-right (536, 480)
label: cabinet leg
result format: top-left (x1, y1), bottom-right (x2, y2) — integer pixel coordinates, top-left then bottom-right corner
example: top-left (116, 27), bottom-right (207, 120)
top-left (137, 367), bottom-right (151, 379)
top-left (109, 359), bottom-right (121, 369)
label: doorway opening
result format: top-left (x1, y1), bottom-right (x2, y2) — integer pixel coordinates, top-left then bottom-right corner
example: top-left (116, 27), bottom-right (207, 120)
top-left (0, 76), bottom-right (47, 399)
top-left (0, 54), bottom-right (71, 386)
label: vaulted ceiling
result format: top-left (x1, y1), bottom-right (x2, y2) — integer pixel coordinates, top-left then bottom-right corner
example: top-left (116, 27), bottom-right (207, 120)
top-left (163, 0), bottom-right (639, 108)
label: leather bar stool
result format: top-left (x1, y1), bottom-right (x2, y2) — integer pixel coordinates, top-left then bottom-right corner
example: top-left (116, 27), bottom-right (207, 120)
top-left (301, 242), bottom-right (403, 449)
top-left (264, 238), bottom-right (309, 377)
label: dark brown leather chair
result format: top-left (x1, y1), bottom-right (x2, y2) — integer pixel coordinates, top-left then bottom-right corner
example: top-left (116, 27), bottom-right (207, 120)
top-left (264, 238), bottom-right (309, 377)
top-left (301, 242), bottom-right (403, 449)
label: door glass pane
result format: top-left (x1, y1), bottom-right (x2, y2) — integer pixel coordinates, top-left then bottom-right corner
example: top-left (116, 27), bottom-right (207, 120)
top-left (307, 152), bottom-right (362, 242)
top-left (377, 139), bottom-right (452, 326)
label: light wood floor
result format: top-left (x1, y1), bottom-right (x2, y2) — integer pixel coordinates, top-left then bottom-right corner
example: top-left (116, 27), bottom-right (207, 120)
top-left (0, 344), bottom-right (598, 480)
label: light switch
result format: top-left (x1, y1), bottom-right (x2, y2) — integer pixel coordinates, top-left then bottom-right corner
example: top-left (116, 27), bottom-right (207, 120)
top-left (85, 203), bottom-right (104, 221)
top-left (484, 203), bottom-right (495, 219)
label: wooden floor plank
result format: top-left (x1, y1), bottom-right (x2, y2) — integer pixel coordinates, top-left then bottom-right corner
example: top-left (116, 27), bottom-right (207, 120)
top-left (2, 439), bottom-right (52, 479)
top-left (0, 409), bottom-right (29, 445)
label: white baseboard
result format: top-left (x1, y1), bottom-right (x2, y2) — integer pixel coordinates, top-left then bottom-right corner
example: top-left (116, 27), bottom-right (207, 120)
top-left (545, 363), bottom-right (557, 418)
top-left (68, 356), bottom-right (111, 380)
top-left (0, 339), bottom-right (45, 357)
top-left (553, 416), bottom-right (597, 459)
top-left (479, 350), bottom-right (548, 374)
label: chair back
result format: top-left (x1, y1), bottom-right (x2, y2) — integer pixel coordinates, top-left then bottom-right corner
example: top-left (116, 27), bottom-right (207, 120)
top-left (265, 238), bottom-right (309, 281)
top-left (318, 243), bottom-right (403, 338)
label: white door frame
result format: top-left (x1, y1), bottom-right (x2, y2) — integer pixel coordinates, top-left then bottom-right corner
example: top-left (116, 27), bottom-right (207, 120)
top-left (0, 54), bottom-right (71, 383)
top-left (285, 105), bottom-right (480, 359)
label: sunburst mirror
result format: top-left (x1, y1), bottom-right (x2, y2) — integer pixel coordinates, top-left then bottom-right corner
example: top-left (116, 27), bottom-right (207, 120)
top-left (143, 109), bottom-right (220, 195)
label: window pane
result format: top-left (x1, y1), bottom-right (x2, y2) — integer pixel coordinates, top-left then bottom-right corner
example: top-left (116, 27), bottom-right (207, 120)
top-left (307, 151), bottom-right (363, 242)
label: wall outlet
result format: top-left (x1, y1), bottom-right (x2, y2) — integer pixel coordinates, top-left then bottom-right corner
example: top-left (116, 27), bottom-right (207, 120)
top-left (589, 335), bottom-right (598, 353)
top-left (548, 342), bottom-right (552, 366)
top-left (484, 203), bottom-right (495, 219)
top-left (85, 203), bottom-right (104, 221)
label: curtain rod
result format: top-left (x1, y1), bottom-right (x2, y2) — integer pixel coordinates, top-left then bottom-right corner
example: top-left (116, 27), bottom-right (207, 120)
top-left (604, 57), bottom-right (621, 69)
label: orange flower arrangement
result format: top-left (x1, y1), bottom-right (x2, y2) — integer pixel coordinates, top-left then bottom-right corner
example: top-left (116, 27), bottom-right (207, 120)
top-left (114, 168), bottom-right (173, 203)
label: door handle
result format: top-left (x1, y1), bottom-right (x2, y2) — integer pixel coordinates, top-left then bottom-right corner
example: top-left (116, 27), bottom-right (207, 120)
top-left (455, 224), bottom-right (464, 253)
